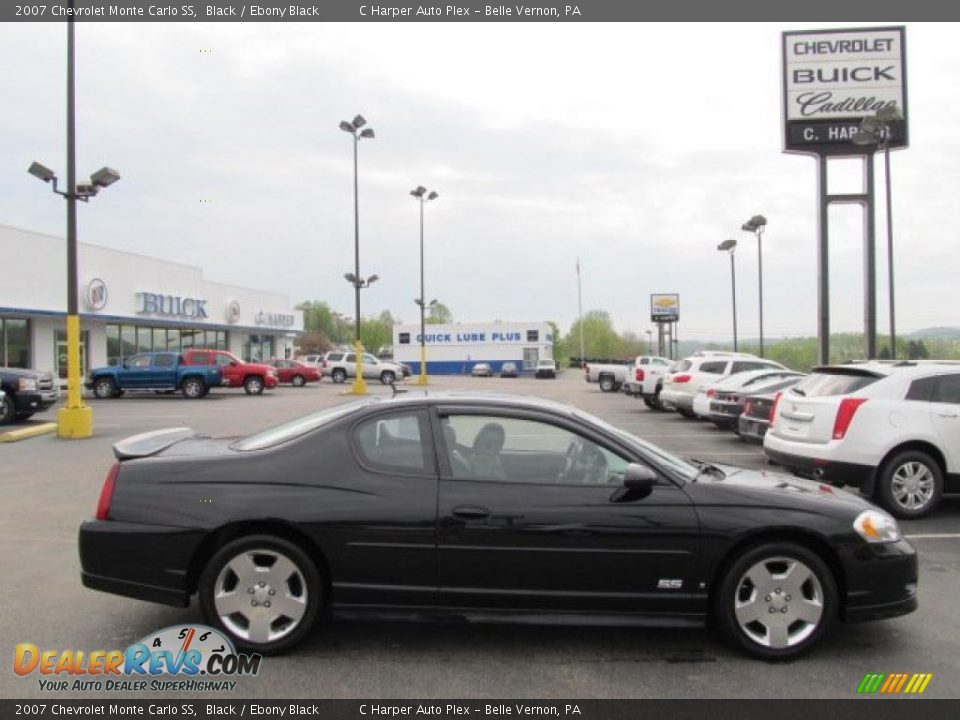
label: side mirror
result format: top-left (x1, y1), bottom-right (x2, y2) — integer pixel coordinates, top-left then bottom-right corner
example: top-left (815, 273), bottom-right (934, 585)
top-left (610, 463), bottom-right (657, 502)
top-left (229, 360), bottom-right (238, 367)
top-left (121, 361), bottom-right (129, 369)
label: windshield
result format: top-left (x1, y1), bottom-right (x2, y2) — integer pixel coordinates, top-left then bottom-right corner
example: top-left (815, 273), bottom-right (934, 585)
top-left (791, 370), bottom-right (881, 397)
top-left (232, 398), bottom-right (376, 450)
top-left (573, 409), bottom-right (699, 482)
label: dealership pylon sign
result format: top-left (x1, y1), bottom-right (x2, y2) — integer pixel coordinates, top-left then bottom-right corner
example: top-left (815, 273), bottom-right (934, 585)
top-left (782, 27), bottom-right (908, 155)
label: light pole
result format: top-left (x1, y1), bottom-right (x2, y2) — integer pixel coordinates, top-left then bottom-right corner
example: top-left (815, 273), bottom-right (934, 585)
top-left (718, 239), bottom-right (738, 352)
top-left (741, 214), bottom-right (767, 357)
top-left (855, 106), bottom-right (902, 359)
top-left (410, 186), bottom-right (438, 385)
top-left (339, 114), bottom-right (375, 394)
top-left (28, 7), bottom-right (120, 439)
top-left (645, 330), bottom-right (653, 355)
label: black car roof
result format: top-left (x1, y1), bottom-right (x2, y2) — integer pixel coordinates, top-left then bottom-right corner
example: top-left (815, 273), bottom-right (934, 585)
top-left (358, 390), bottom-right (576, 415)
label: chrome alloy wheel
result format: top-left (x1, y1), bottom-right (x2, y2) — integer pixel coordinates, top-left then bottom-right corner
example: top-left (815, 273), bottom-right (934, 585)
top-left (213, 548), bottom-right (308, 644)
top-left (733, 556), bottom-right (824, 649)
top-left (891, 461), bottom-right (935, 511)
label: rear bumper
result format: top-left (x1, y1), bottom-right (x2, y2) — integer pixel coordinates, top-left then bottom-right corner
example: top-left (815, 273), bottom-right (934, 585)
top-left (660, 388), bottom-right (693, 410)
top-left (842, 539), bottom-right (918, 623)
top-left (738, 415), bottom-right (769, 443)
top-left (763, 446), bottom-right (874, 488)
top-left (79, 519), bottom-right (202, 608)
top-left (265, 375), bottom-right (279, 388)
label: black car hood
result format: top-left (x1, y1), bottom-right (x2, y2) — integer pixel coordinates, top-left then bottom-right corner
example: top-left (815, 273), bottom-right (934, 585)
top-left (695, 463), bottom-right (872, 512)
top-left (0, 366), bottom-right (39, 379)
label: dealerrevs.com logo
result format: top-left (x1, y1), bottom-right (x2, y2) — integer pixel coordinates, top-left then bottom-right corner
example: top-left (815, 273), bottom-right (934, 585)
top-left (14, 625), bottom-right (261, 692)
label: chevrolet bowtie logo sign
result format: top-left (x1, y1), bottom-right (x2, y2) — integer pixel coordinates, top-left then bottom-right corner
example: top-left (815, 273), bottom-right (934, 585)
top-left (857, 672), bottom-right (933, 695)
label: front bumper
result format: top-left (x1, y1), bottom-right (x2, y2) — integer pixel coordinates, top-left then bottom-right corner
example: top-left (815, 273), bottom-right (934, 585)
top-left (14, 391), bottom-right (56, 414)
top-left (763, 446), bottom-right (874, 488)
top-left (842, 539), bottom-right (918, 623)
top-left (79, 519), bottom-right (204, 608)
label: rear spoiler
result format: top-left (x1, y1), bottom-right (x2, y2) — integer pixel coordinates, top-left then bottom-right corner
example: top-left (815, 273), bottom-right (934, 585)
top-left (113, 427), bottom-right (196, 460)
top-left (810, 365), bottom-right (886, 378)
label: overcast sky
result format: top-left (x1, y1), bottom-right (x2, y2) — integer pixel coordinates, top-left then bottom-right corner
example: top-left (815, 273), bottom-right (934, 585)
top-left (2, 21), bottom-right (957, 342)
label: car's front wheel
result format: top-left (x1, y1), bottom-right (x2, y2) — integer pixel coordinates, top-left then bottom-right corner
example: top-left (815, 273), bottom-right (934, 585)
top-left (715, 542), bottom-right (836, 661)
top-left (877, 450), bottom-right (943, 519)
top-left (198, 535), bottom-right (322, 654)
top-left (244, 376), bottom-right (265, 395)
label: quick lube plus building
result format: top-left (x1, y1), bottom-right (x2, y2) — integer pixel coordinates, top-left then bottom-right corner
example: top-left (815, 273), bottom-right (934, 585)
top-left (392, 322), bottom-right (553, 375)
top-left (0, 224), bottom-right (303, 379)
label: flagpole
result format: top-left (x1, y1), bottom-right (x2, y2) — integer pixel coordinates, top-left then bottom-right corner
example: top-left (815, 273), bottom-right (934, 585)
top-left (577, 258), bottom-right (585, 368)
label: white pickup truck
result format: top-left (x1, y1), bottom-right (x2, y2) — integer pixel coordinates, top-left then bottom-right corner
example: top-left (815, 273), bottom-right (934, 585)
top-left (621, 356), bottom-right (673, 408)
top-left (585, 356), bottom-right (671, 394)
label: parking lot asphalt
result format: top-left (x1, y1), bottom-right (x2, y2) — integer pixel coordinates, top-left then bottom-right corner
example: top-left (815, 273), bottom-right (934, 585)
top-left (2, 371), bottom-right (958, 699)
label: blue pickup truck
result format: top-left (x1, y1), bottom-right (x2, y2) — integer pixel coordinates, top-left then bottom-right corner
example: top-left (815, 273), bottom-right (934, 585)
top-left (86, 352), bottom-right (222, 399)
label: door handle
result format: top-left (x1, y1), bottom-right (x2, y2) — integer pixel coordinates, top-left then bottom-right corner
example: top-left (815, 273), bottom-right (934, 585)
top-left (451, 505), bottom-right (491, 520)
top-left (937, 411), bottom-right (959, 419)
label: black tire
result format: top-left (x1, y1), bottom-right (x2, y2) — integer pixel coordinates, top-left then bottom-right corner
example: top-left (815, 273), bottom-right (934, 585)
top-left (198, 535), bottom-right (322, 655)
top-left (0, 395), bottom-right (12, 425)
top-left (291, 375), bottom-right (306, 387)
top-left (677, 407), bottom-right (696, 419)
top-left (715, 541), bottom-right (837, 661)
top-left (876, 449), bottom-right (943, 519)
top-left (380, 370), bottom-right (396, 385)
top-left (599, 375), bottom-right (616, 392)
top-left (181, 377), bottom-right (206, 399)
top-left (331, 369), bottom-right (347, 384)
top-left (244, 376), bottom-right (265, 395)
top-left (93, 377), bottom-right (118, 399)
top-left (642, 397), bottom-right (658, 410)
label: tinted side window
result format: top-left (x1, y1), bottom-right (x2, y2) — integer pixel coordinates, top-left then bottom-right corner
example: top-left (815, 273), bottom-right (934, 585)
top-left (933, 374), bottom-right (960, 405)
top-left (354, 412), bottom-right (430, 472)
top-left (731, 361), bottom-right (759, 374)
top-left (699, 361), bottom-right (727, 374)
top-left (905, 376), bottom-right (936, 402)
top-left (130, 355), bottom-right (151, 369)
top-left (191, 352), bottom-right (210, 365)
top-left (154, 354), bottom-right (175, 368)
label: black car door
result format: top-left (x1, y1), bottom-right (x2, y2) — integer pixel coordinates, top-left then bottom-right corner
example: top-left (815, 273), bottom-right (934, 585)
top-left (433, 407), bottom-right (702, 616)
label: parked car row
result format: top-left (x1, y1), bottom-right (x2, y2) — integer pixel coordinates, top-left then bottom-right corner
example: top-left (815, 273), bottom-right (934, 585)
top-left (610, 349), bottom-right (959, 520)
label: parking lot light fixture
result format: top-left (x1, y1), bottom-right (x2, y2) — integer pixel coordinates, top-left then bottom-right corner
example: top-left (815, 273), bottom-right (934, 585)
top-left (740, 214), bottom-right (767, 357)
top-left (855, 106), bottom-right (902, 359)
top-left (411, 185), bottom-right (439, 386)
top-left (718, 239), bottom-right (738, 352)
top-left (340, 112), bottom-right (376, 395)
top-left (28, 12), bottom-right (120, 439)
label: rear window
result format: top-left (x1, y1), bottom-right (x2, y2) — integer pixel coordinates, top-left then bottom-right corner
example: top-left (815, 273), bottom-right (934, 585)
top-left (674, 360), bottom-right (692, 372)
top-left (790, 371), bottom-right (880, 398)
top-left (232, 400), bottom-right (373, 450)
top-left (698, 361), bottom-right (727, 374)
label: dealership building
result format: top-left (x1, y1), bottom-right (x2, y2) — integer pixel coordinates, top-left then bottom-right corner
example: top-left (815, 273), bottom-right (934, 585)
top-left (392, 322), bottom-right (554, 375)
top-left (0, 224), bottom-right (303, 380)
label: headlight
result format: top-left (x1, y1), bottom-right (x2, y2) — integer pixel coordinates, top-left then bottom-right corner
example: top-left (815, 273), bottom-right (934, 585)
top-left (853, 509), bottom-right (902, 543)
top-left (18, 377), bottom-right (38, 392)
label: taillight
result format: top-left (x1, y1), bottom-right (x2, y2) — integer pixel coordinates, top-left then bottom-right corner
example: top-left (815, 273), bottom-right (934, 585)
top-left (673, 374), bottom-right (691, 384)
top-left (635, 368), bottom-right (644, 382)
top-left (96, 463), bottom-right (120, 521)
top-left (706, 388), bottom-right (716, 398)
top-left (584, 364), bottom-right (589, 374)
top-left (833, 398), bottom-right (868, 440)
top-left (769, 391), bottom-right (782, 425)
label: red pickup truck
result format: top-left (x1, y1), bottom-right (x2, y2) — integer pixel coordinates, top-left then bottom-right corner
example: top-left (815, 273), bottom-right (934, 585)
top-left (181, 349), bottom-right (278, 395)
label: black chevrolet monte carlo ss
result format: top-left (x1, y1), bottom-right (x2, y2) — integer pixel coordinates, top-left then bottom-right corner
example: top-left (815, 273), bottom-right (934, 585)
top-left (79, 392), bottom-right (917, 660)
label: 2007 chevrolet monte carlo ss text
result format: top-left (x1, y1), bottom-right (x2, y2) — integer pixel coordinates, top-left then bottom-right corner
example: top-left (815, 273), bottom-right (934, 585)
top-left (78, 392), bottom-right (917, 660)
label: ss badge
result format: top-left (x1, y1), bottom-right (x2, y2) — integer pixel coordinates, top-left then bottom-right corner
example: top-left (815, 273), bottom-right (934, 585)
top-left (657, 578), bottom-right (683, 590)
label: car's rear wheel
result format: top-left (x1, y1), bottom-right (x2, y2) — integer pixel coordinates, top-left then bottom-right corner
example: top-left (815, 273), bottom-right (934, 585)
top-left (716, 542), bottom-right (836, 661)
top-left (677, 407), bottom-right (696, 419)
top-left (331, 369), bottom-right (347, 384)
top-left (291, 375), bottom-right (306, 387)
top-left (93, 377), bottom-right (117, 399)
top-left (181, 378), bottom-right (206, 399)
top-left (380, 370), bottom-right (396, 385)
top-left (244, 376), bottom-right (265, 395)
top-left (198, 535), bottom-right (322, 654)
top-left (599, 376), bottom-right (616, 392)
top-left (877, 450), bottom-right (943, 519)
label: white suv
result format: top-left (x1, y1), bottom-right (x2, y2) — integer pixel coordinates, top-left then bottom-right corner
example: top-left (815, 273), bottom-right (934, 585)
top-left (764, 361), bottom-right (960, 518)
top-left (660, 352), bottom-right (786, 418)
